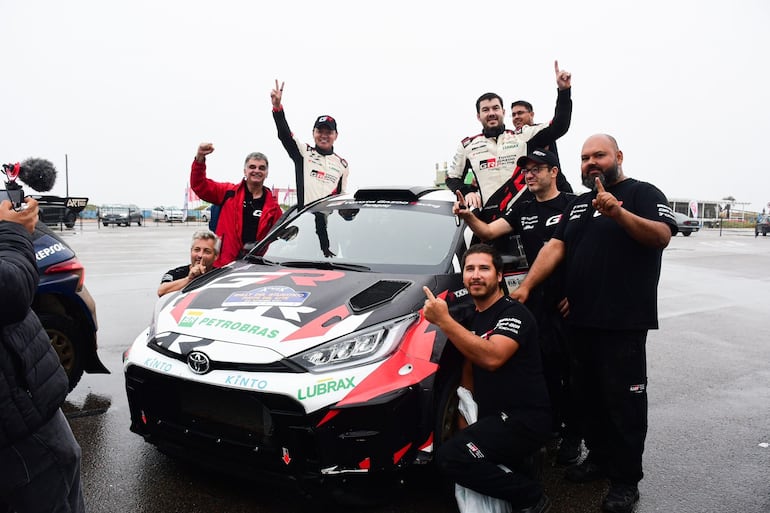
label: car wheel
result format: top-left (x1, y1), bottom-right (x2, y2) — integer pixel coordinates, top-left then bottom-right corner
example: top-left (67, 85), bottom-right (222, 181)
top-left (103, 221), bottom-right (109, 227)
top-left (434, 366), bottom-right (462, 449)
top-left (38, 313), bottom-right (85, 391)
top-left (64, 211), bottom-right (77, 228)
top-left (682, 231), bottom-right (691, 236)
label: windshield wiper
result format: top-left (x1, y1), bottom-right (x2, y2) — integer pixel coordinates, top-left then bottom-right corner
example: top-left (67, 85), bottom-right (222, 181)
top-left (244, 254), bottom-right (277, 265)
top-left (280, 260), bottom-right (371, 272)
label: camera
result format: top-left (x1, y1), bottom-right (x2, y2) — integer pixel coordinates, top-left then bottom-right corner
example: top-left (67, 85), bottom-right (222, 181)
top-left (1, 163), bottom-right (26, 210)
top-left (2, 159), bottom-right (58, 210)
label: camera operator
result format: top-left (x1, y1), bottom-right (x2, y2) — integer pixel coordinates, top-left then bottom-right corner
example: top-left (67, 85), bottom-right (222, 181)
top-left (0, 198), bottom-right (86, 513)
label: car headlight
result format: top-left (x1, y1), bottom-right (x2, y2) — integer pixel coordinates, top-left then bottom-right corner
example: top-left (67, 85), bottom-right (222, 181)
top-left (290, 314), bottom-right (418, 373)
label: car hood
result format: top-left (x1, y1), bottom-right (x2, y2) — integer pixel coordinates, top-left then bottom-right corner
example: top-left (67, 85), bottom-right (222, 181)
top-left (150, 262), bottom-right (440, 363)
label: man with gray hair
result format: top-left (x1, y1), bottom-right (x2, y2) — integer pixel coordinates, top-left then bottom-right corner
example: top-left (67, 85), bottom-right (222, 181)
top-left (158, 230), bottom-right (220, 297)
top-left (191, 143), bottom-right (283, 266)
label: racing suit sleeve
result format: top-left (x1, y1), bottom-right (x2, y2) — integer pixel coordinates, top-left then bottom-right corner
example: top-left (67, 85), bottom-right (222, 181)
top-left (190, 159), bottom-right (230, 205)
top-left (446, 141), bottom-right (477, 195)
top-left (338, 164), bottom-right (349, 194)
top-left (526, 88), bottom-right (572, 149)
top-left (273, 108), bottom-right (307, 207)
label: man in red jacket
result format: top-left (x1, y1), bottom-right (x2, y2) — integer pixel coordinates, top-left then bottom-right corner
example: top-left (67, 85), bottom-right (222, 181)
top-left (191, 143), bottom-right (283, 267)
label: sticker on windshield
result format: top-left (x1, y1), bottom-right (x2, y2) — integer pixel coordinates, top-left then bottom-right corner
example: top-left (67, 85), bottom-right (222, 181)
top-left (222, 286), bottom-right (310, 307)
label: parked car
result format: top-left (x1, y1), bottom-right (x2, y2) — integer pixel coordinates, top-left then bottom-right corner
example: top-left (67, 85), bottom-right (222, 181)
top-left (123, 186), bottom-right (526, 496)
top-left (100, 204), bottom-right (143, 226)
top-left (674, 212), bottom-right (700, 236)
top-left (152, 205), bottom-right (184, 223)
top-left (200, 206), bottom-right (211, 223)
top-left (756, 213), bottom-right (770, 236)
top-left (34, 195), bottom-right (89, 229)
top-left (33, 221), bottom-right (109, 390)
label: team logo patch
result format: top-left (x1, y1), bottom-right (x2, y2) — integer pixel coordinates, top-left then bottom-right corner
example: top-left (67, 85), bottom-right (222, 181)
top-left (466, 442), bottom-right (485, 459)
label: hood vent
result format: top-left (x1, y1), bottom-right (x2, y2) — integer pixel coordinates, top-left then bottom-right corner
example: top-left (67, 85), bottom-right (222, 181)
top-left (349, 280), bottom-right (411, 313)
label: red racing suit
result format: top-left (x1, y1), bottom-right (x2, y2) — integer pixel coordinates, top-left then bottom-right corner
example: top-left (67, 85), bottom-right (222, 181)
top-left (190, 160), bottom-right (282, 267)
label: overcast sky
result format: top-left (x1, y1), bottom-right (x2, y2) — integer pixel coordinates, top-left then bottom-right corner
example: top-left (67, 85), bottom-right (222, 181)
top-left (2, 0), bottom-right (768, 213)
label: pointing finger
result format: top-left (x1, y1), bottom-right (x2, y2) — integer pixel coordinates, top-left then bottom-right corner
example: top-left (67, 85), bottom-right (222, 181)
top-left (595, 177), bottom-right (605, 193)
top-left (423, 286), bottom-right (436, 301)
top-left (554, 59), bottom-right (559, 74)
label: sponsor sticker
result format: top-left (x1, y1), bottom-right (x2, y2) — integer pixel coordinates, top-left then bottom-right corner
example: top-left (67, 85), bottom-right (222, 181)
top-left (223, 286), bottom-right (310, 307)
top-left (297, 376), bottom-right (356, 401)
top-left (176, 309), bottom-right (280, 339)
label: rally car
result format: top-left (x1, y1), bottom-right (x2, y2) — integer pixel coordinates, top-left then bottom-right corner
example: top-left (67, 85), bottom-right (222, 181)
top-left (123, 186), bottom-right (525, 494)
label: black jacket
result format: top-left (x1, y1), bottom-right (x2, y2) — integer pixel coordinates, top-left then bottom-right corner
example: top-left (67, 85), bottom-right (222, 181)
top-left (0, 221), bottom-right (68, 448)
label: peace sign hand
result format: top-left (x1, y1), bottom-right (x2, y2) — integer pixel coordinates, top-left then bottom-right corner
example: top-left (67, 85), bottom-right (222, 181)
top-left (271, 79), bottom-right (284, 109)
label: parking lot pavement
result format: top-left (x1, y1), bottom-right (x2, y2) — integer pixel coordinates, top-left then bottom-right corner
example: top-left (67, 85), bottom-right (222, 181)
top-left (55, 224), bottom-right (770, 513)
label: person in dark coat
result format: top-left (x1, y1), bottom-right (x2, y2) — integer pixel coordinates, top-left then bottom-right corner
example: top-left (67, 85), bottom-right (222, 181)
top-left (0, 198), bottom-right (86, 513)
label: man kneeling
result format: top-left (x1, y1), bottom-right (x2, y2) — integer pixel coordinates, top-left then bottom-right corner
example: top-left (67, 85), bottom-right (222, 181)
top-left (423, 244), bottom-right (551, 513)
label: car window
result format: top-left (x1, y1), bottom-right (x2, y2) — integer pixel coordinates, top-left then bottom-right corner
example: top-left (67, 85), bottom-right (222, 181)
top-left (260, 200), bottom-right (461, 273)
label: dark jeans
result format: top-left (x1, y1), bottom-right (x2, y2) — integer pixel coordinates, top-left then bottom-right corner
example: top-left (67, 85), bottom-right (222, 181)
top-left (436, 411), bottom-right (546, 509)
top-left (569, 326), bottom-right (648, 485)
top-left (0, 409), bottom-right (85, 513)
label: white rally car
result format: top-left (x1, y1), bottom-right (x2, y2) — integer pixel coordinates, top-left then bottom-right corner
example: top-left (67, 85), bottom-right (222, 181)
top-left (123, 186), bottom-right (527, 494)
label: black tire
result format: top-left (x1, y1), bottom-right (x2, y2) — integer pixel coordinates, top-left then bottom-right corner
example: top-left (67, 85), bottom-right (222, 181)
top-left (434, 366), bottom-right (462, 450)
top-left (64, 211), bottom-right (77, 229)
top-left (682, 231), bottom-right (691, 237)
top-left (102, 221), bottom-right (109, 227)
top-left (38, 313), bottom-right (85, 391)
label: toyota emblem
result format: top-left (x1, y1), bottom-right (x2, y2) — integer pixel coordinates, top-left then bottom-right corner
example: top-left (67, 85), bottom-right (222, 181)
top-left (187, 351), bottom-right (211, 374)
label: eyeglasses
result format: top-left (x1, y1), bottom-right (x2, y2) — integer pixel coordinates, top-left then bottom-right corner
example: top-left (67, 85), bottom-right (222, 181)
top-left (522, 165), bottom-right (550, 175)
top-left (247, 164), bottom-right (267, 170)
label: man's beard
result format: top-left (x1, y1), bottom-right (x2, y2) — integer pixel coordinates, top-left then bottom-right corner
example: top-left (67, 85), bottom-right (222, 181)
top-left (582, 163), bottom-right (620, 190)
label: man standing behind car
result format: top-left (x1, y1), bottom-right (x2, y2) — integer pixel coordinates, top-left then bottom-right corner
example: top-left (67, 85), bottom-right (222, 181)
top-left (510, 99), bottom-right (573, 193)
top-left (446, 61), bottom-right (572, 222)
top-left (423, 244), bottom-right (552, 513)
top-left (271, 80), bottom-right (349, 209)
top-left (511, 134), bottom-right (678, 513)
top-left (191, 144), bottom-right (283, 267)
top-left (157, 230), bottom-right (219, 297)
top-left (0, 198), bottom-right (85, 513)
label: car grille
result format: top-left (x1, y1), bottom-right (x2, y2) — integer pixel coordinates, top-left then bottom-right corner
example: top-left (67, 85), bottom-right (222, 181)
top-left (126, 366), bottom-right (306, 446)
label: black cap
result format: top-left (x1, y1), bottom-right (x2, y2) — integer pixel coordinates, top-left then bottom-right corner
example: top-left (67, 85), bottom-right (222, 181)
top-left (517, 148), bottom-right (559, 169)
top-left (313, 115), bottom-right (337, 131)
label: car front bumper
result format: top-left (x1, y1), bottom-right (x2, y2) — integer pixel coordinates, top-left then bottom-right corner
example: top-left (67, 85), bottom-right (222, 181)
top-left (124, 364), bottom-right (433, 482)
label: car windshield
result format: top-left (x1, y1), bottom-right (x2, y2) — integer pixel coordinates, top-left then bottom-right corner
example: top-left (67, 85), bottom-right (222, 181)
top-left (102, 205), bottom-right (127, 214)
top-left (257, 198), bottom-right (461, 273)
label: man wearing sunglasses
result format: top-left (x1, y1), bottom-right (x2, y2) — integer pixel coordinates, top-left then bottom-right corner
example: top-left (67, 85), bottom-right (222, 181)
top-left (191, 143), bottom-right (283, 267)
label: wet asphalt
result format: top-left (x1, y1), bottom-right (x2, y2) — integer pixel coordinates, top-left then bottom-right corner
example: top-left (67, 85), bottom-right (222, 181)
top-left (58, 221), bottom-right (770, 513)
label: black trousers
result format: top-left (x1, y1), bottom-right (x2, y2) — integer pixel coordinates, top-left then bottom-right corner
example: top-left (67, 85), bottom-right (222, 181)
top-left (569, 326), bottom-right (648, 485)
top-left (436, 411), bottom-right (546, 509)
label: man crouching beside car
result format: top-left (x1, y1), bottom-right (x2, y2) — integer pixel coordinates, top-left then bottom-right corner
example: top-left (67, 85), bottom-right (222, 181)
top-left (0, 198), bottom-right (86, 513)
